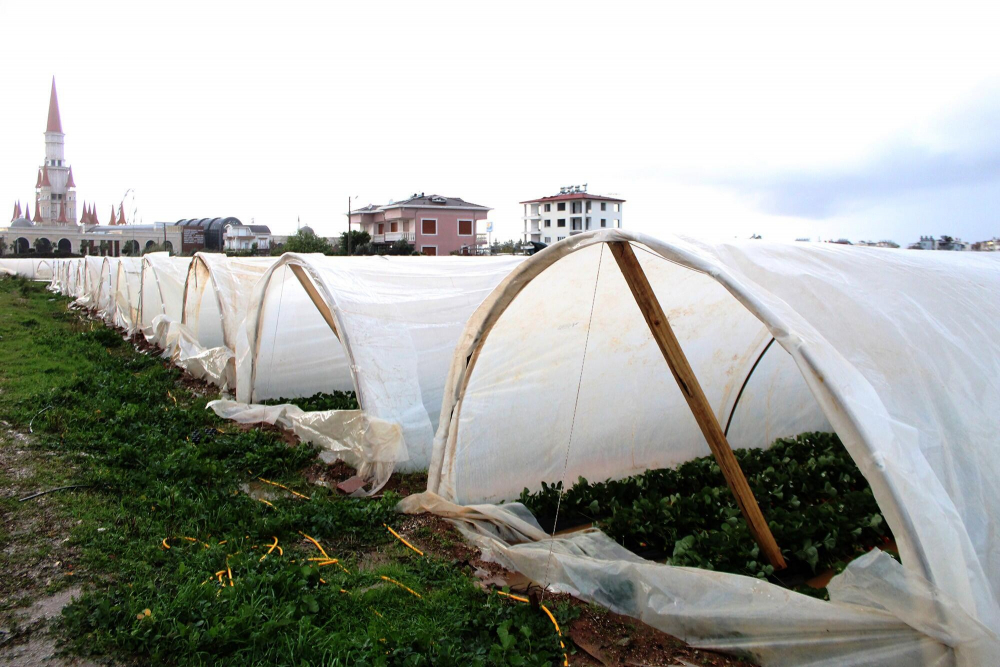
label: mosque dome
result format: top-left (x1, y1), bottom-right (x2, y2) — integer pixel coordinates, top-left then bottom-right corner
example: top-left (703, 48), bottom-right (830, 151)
top-left (300, 225), bottom-right (316, 236)
top-left (10, 218), bottom-right (34, 228)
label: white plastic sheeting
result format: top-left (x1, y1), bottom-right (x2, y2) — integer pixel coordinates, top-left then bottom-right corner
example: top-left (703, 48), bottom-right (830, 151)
top-left (139, 255), bottom-right (192, 337)
top-left (172, 255), bottom-right (277, 387)
top-left (0, 258), bottom-right (54, 281)
top-left (417, 229), bottom-right (1000, 665)
top-left (233, 253), bottom-right (525, 474)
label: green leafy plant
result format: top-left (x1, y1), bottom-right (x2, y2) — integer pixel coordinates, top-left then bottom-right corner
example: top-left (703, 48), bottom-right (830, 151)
top-left (519, 432), bottom-right (892, 588)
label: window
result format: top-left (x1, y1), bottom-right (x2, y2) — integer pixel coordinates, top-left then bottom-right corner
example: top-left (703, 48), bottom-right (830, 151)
top-left (544, 237), bottom-right (551, 244)
top-left (601, 219), bottom-right (607, 227)
top-left (614, 204), bottom-right (621, 212)
top-left (586, 201), bottom-right (592, 212)
top-left (557, 236), bottom-right (565, 241)
top-left (544, 219), bottom-right (551, 227)
top-left (421, 246), bottom-right (437, 256)
top-left (544, 204), bottom-right (551, 212)
top-left (378, 223), bottom-right (385, 235)
top-left (421, 219), bottom-right (437, 235)
top-left (557, 219), bottom-right (566, 227)
top-left (572, 202), bottom-right (581, 213)
top-left (390, 222), bottom-right (398, 232)
top-left (557, 202), bottom-right (566, 211)
top-left (601, 202), bottom-right (607, 211)
top-left (458, 220), bottom-right (473, 235)
top-left (585, 217), bottom-right (591, 229)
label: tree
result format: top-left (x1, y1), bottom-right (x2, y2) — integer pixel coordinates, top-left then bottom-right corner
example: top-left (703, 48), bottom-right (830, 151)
top-left (0, 237), bottom-right (7, 257)
top-left (386, 239), bottom-right (414, 256)
top-left (99, 240), bottom-right (109, 256)
top-left (338, 230), bottom-right (371, 255)
top-left (283, 229), bottom-right (334, 254)
top-left (33, 237), bottom-right (51, 254)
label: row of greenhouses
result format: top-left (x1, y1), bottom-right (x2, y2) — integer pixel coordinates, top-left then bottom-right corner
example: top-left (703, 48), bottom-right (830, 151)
top-left (4, 230), bottom-right (1000, 665)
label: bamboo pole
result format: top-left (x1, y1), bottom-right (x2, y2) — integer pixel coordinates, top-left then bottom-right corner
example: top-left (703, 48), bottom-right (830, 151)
top-left (608, 241), bottom-right (786, 570)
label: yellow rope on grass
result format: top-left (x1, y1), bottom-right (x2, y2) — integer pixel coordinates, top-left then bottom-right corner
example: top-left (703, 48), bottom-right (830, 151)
top-left (256, 498), bottom-right (275, 508)
top-left (258, 477), bottom-right (310, 500)
top-left (259, 536), bottom-right (279, 561)
top-left (380, 576), bottom-right (422, 599)
top-left (384, 524), bottom-right (424, 557)
top-left (298, 532), bottom-right (329, 558)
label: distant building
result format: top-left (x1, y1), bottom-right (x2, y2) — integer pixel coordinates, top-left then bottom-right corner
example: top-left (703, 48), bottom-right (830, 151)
top-left (521, 185), bottom-right (624, 245)
top-left (224, 223), bottom-right (271, 253)
top-left (908, 236), bottom-right (969, 251)
top-left (349, 193), bottom-right (490, 256)
top-left (972, 237), bottom-right (999, 251)
top-left (857, 240), bottom-right (900, 248)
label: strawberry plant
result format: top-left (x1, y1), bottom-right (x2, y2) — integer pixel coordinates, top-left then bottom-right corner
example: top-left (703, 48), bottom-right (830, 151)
top-left (520, 432), bottom-right (892, 591)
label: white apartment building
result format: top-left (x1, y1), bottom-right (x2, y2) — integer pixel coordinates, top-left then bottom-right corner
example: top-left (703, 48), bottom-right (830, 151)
top-left (521, 185), bottom-right (624, 245)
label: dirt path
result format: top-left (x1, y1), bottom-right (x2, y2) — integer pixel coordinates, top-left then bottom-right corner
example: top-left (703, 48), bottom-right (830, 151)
top-left (0, 427), bottom-right (98, 666)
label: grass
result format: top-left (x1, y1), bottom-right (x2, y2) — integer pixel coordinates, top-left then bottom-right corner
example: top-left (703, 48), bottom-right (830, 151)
top-left (0, 276), bottom-right (574, 666)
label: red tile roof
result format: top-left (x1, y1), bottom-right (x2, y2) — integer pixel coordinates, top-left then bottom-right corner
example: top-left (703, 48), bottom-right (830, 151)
top-left (41, 166), bottom-right (51, 187)
top-left (46, 77), bottom-right (62, 134)
top-left (520, 192), bottom-right (625, 204)
top-left (66, 168), bottom-right (76, 188)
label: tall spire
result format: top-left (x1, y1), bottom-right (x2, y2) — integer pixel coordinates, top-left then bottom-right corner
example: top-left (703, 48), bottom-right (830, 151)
top-left (46, 77), bottom-right (63, 134)
top-left (118, 203), bottom-right (126, 226)
top-left (41, 166), bottom-right (51, 187)
top-left (57, 203), bottom-right (68, 223)
top-left (24, 202), bottom-right (31, 221)
top-left (66, 167), bottom-right (76, 188)
top-left (15, 201), bottom-right (22, 219)
top-left (33, 199), bottom-right (43, 223)
top-left (35, 169), bottom-right (42, 188)
top-left (11, 202), bottom-right (18, 222)
top-left (109, 205), bottom-right (117, 226)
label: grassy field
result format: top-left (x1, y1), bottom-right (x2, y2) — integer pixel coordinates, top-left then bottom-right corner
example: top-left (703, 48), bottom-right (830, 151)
top-left (0, 276), bottom-right (577, 666)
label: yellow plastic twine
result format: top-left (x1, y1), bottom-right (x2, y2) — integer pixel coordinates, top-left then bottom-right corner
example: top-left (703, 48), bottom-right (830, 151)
top-left (384, 524), bottom-right (424, 557)
top-left (258, 477), bottom-right (310, 500)
top-left (380, 576), bottom-right (422, 599)
top-left (161, 536), bottom-right (210, 550)
top-left (259, 536), bottom-right (279, 562)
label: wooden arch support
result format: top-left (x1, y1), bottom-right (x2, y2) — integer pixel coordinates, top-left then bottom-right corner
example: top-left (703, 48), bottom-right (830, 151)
top-left (608, 241), bottom-right (787, 570)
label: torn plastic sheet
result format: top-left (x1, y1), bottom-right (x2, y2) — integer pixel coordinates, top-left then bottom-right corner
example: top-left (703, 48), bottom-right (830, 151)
top-left (400, 491), bottom-right (999, 666)
top-left (207, 399), bottom-right (404, 495)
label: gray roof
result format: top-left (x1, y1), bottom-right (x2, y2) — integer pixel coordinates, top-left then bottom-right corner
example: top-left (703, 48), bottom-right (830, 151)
top-left (170, 217), bottom-right (242, 231)
top-left (300, 225), bottom-right (315, 235)
top-left (10, 218), bottom-right (34, 228)
top-left (352, 194), bottom-right (491, 214)
top-left (246, 225), bottom-right (271, 234)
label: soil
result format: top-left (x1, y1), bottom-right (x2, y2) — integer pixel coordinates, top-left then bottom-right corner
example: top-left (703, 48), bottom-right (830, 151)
top-left (0, 428), bottom-right (102, 666)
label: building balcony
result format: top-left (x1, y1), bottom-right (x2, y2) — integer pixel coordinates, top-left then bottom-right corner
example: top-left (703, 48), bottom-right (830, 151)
top-left (373, 231), bottom-right (415, 244)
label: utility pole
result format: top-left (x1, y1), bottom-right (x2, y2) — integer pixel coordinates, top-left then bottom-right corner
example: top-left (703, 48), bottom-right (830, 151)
top-left (347, 196), bottom-right (352, 255)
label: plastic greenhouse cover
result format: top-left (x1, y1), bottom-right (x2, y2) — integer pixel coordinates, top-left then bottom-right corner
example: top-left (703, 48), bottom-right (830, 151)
top-left (232, 253), bottom-right (525, 474)
top-left (0, 258), bottom-right (54, 281)
top-left (417, 229), bottom-right (1000, 665)
top-left (112, 258), bottom-right (143, 332)
top-left (139, 255), bottom-right (192, 337)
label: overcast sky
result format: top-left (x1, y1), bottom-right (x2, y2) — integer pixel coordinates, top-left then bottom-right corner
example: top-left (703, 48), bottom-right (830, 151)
top-left (2, 1), bottom-right (999, 244)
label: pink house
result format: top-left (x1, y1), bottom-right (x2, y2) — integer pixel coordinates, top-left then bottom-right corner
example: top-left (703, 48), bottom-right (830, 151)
top-left (349, 193), bottom-right (490, 255)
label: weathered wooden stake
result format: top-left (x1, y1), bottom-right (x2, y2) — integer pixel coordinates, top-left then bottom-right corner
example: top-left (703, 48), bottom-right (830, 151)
top-left (608, 241), bottom-right (786, 570)
top-left (289, 264), bottom-right (340, 340)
